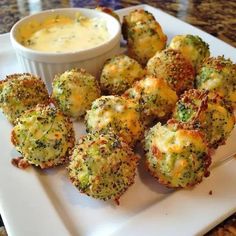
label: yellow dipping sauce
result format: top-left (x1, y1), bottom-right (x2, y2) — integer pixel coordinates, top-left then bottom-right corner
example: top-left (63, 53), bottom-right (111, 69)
top-left (19, 13), bottom-right (110, 53)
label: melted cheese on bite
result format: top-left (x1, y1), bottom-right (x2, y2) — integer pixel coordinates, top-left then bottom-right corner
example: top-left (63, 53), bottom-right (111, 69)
top-left (153, 125), bottom-right (205, 154)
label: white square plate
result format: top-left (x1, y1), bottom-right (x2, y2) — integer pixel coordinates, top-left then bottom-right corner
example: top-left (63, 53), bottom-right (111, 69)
top-left (0, 4), bottom-right (236, 236)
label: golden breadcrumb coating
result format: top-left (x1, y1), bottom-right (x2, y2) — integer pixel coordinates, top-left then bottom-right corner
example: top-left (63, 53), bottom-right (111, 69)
top-left (11, 105), bottom-right (75, 168)
top-left (68, 131), bottom-right (138, 203)
top-left (147, 48), bottom-right (195, 95)
top-left (100, 54), bottom-right (145, 95)
top-left (0, 73), bottom-right (49, 124)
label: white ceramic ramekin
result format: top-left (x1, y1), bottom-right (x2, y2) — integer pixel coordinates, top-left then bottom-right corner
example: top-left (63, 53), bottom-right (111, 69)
top-left (10, 8), bottom-right (121, 92)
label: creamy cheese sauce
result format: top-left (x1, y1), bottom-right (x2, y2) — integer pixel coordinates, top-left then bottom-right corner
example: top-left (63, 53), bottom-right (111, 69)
top-left (20, 13), bottom-right (110, 53)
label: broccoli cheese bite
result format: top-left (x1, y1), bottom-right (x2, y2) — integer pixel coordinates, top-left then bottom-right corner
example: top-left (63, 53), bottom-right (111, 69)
top-left (123, 76), bottom-right (178, 125)
top-left (169, 35), bottom-right (210, 69)
top-left (122, 9), bottom-right (167, 65)
top-left (68, 131), bottom-right (138, 203)
top-left (122, 9), bottom-right (156, 40)
top-left (85, 95), bottom-right (143, 146)
top-left (0, 73), bottom-right (49, 124)
top-left (173, 89), bottom-right (235, 148)
top-left (196, 56), bottom-right (236, 107)
top-left (52, 68), bottom-right (101, 119)
top-left (147, 49), bottom-right (195, 95)
top-left (100, 54), bottom-right (145, 95)
top-left (11, 105), bottom-right (75, 168)
top-left (145, 122), bottom-right (211, 188)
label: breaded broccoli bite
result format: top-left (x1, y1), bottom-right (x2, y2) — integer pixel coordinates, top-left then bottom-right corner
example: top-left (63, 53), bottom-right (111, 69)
top-left (122, 9), bottom-right (156, 40)
top-left (169, 35), bottom-right (210, 69)
top-left (145, 122), bottom-right (211, 188)
top-left (68, 131), bottom-right (139, 203)
top-left (173, 89), bottom-right (235, 148)
top-left (0, 73), bottom-right (49, 124)
top-left (95, 6), bottom-right (120, 22)
top-left (196, 56), bottom-right (236, 107)
top-left (122, 9), bottom-right (167, 65)
top-left (147, 48), bottom-right (195, 95)
top-left (11, 105), bottom-right (75, 168)
top-left (123, 76), bottom-right (178, 125)
top-left (85, 95), bottom-right (143, 146)
top-left (100, 54), bottom-right (145, 95)
top-left (52, 68), bottom-right (101, 119)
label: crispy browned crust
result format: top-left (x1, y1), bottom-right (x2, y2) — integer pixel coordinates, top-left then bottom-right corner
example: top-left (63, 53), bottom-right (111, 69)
top-left (3, 73), bottom-right (36, 82)
top-left (11, 129), bottom-right (18, 146)
top-left (179, 89), bottom-right (209, 122)
top-left (147, 49), bottom-right (195, 95)
top-left (174, 89), bottom-right (235, 148)
top-left (167, 118), bottom-right (191, 129)
top-left (3, 73), bottom-right (48, 95)
top-left (199, 56), bottom-right (236, 74)
top-left (173, 89), bottom-right (209, 129)
top-left (69, 154), bottom-right (138, 204)
top-left (11, 157), bottom-right (30, 169)
top-left (37, 155), bottom-right (68, 169)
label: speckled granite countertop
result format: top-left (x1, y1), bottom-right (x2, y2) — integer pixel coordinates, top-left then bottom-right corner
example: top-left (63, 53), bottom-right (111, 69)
top-left (0, 0), bottom-right (235, 47)
top-left (0, 1), bottom-right (235, 236)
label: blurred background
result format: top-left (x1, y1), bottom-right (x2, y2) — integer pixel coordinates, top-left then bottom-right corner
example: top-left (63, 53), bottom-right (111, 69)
top-left (0, 0), bottom-right (235, 47)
